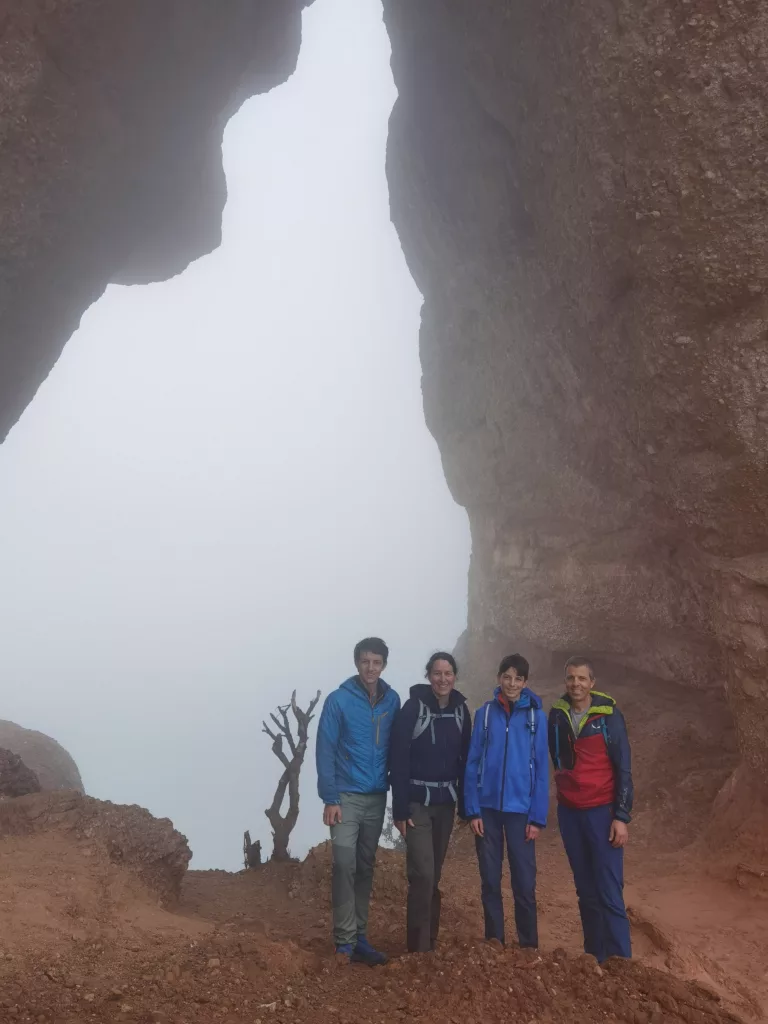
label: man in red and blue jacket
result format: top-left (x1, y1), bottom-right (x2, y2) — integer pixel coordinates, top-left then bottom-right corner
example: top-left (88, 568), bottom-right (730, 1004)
top-left (548, 657), bottom-right (633, 962)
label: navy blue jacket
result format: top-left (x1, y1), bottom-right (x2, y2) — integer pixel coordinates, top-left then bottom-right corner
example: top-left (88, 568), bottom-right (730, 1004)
top-left (390, 684), bottom-right (471, 822)
top-left (316, 676), bottom-right (401, 805)
top-left (463, 687), bottom-right (549, 828)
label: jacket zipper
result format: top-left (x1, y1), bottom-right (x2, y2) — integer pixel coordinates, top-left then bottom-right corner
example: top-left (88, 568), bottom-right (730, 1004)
top-left (499, 707), bottom-right (511, 811)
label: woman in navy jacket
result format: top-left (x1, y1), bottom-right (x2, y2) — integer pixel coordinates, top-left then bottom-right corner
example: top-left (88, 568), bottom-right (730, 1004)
top-left (390, 652), bottom-right (471, 952)
top-left (464, 653), bottom-right (549, 948)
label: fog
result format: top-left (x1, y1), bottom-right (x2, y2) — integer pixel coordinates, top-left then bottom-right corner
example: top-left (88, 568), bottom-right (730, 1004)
top-left (0, 0), bottom-right (470, 869)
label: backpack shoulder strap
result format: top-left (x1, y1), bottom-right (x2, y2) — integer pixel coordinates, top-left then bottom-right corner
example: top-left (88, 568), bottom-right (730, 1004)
top-left (528, 705), bottom-right (537, 762)
top-left (412, 700), bottom-right (432, 741)
top-left (454, 703), bottom-right (465, 733)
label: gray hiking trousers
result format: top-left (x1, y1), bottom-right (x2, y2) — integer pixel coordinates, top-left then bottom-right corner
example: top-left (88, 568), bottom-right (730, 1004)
top-left (330, 791), bottom-right (387, 946)
top-left (405, 801), bottom-right (455, 952)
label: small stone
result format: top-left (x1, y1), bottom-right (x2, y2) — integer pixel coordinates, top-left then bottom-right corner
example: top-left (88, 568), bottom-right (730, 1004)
top-left (207, 957), bottom-right (221, 969)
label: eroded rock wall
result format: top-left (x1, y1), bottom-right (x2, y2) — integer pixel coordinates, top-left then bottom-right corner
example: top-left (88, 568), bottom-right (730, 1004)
top-left (0, 0), bottom-right (309, 442)
top-left (383, 0), bottom-right (768, 786)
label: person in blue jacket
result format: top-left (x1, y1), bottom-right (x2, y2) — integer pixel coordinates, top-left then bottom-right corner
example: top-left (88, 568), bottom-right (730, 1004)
top-left (464, 653), bottom-right (549, 948)
top-left (315, 637), bottom-right (401, 965)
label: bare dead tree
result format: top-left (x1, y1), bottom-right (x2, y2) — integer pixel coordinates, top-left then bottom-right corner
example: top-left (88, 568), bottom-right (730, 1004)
top-left (262, 689), bottom-right (321, 861)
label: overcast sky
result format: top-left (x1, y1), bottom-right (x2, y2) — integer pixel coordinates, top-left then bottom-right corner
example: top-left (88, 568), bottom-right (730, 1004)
top-left (0, 0), bottom-right (470, 869)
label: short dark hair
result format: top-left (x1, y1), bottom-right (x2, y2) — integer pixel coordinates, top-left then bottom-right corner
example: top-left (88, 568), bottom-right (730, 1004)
top-left (425, 651), bottom-right (458, 677)
top-left (354, 637), bottom-right (389, 666)
top-left (564, 656), bottom-right (595, 681)
top-left (497, 653), bottom-right (529, 680)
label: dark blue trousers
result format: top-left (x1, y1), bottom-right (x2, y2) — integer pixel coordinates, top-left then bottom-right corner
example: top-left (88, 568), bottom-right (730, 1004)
top-left (557, 803), bottom-right (632, 962)
top-left (475, 809), bottom-right (538, 948)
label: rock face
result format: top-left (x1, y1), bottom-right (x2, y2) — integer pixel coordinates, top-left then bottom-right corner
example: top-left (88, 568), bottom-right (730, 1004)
top-left (0, 748), bottom-right (41, 799)
top-left (1, 1), bottom-right (768, 825)
top-left (0, 790), bottom-right (191, 904)
top-left (0, 0), bottom-right (310, 442)
top-left (382, 0), bottom-right (768, 792)
top-left (0, 720), bottom-right (84, 792)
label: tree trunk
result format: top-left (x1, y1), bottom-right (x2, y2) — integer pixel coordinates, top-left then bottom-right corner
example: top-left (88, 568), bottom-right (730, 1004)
top-left (262, 690), bottom-right (320, 861)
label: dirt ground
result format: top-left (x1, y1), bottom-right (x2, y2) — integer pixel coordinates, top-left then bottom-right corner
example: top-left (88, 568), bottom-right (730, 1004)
top-left (0, 670), bottom-right (764, 1024)
top-left (0, 815), bottom-right (764, 1024)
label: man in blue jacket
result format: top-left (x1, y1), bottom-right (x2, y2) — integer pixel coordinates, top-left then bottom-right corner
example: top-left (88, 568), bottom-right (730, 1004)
top-left (316, 637), bottom-right (401, 965)
top-left (464, 653), bottom-right (549, 948)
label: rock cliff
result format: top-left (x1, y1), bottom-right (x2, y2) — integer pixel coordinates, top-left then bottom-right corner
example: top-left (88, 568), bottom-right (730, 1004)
top-left (0, 0), bottom-right (309, 441)
top-left (1, 1), bottom-right (767, 823)
top-left (383, 0), bottom-right (768, 798)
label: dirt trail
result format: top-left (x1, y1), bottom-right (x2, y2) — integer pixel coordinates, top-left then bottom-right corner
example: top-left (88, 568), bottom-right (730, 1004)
top-left (0, 795), bottom-right (765, 1023)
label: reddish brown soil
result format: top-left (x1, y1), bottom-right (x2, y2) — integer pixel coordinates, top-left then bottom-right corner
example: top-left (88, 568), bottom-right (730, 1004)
top-left (0, 817), bottom-right (764, 1024)
top-left (0, 677), bottom-right (765, 1024)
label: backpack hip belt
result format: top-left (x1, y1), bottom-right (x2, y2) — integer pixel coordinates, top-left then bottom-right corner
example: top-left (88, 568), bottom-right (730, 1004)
top-left (409, 778), bottom-right (458, 806)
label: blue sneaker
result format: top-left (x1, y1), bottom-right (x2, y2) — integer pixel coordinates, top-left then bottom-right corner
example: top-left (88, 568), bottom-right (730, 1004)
top-left (351, 936), bottom-right (388, 966)
top-left (335, 943), bottom-right (353, 958)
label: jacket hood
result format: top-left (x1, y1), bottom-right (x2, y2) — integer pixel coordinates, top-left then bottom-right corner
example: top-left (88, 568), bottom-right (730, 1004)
top-left (493, 685), bottom-right (542, 710)
top-left (340, 675), bottom-right (392, 699)
top-left (408, 682), bottom-right (467, 708)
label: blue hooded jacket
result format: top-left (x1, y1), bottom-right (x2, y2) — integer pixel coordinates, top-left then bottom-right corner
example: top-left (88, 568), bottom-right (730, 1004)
top-left (316, 676), bottom-right (401, 805)
top-left (463, 686), bottom-right (549, 827)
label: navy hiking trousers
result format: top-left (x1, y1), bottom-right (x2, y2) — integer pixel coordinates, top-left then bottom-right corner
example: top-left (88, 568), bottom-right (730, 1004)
top-left (475, 809), bottom-right (538, 948)
top-left (557, 803), bottom-right (631, 962)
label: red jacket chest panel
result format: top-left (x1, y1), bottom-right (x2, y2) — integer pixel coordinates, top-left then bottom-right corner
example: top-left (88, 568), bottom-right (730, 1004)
top-left (555, 731), bottom-right (614, 810)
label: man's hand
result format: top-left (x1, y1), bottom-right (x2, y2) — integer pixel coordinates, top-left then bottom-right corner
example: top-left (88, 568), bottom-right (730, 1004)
top-left (609, 819), bottom-right (629, 848)
top-left (323, 804), bottom-right (342, 827)
top-left (470, 817), bottom-right (484, 837)
top-left (525, 824), bottom-right (541, 842)
top-left (394, 819), bottom-right (414, 838)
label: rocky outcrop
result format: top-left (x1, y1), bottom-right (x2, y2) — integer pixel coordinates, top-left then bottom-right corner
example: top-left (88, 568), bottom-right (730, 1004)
top-left (0, 720), bottom-right (84, 792)
top-left (0, 790), bottom-right (191, 904)
top-left (0, 748), bottom-right (41, 799)
top-left (383, 0), bottom-right (768, 791)
top-left (1, 1), bottom-right (767, 821)
top-left (0, 0), bottom-right (310, 442)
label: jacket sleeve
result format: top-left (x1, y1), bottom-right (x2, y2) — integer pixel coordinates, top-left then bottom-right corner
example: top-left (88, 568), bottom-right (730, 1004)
top-left (389, 698), bottom-right (418, 822)
top-left (606, 708), bottom-right (633, 823)
top-left (456, 703), bottom-right (473, 819)
top-left (316, 693), bottom-right (342, 806)
top-left (463, 706), bottom-right (486, 819)
top-left (529, 707), bottom-right (550, 828)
